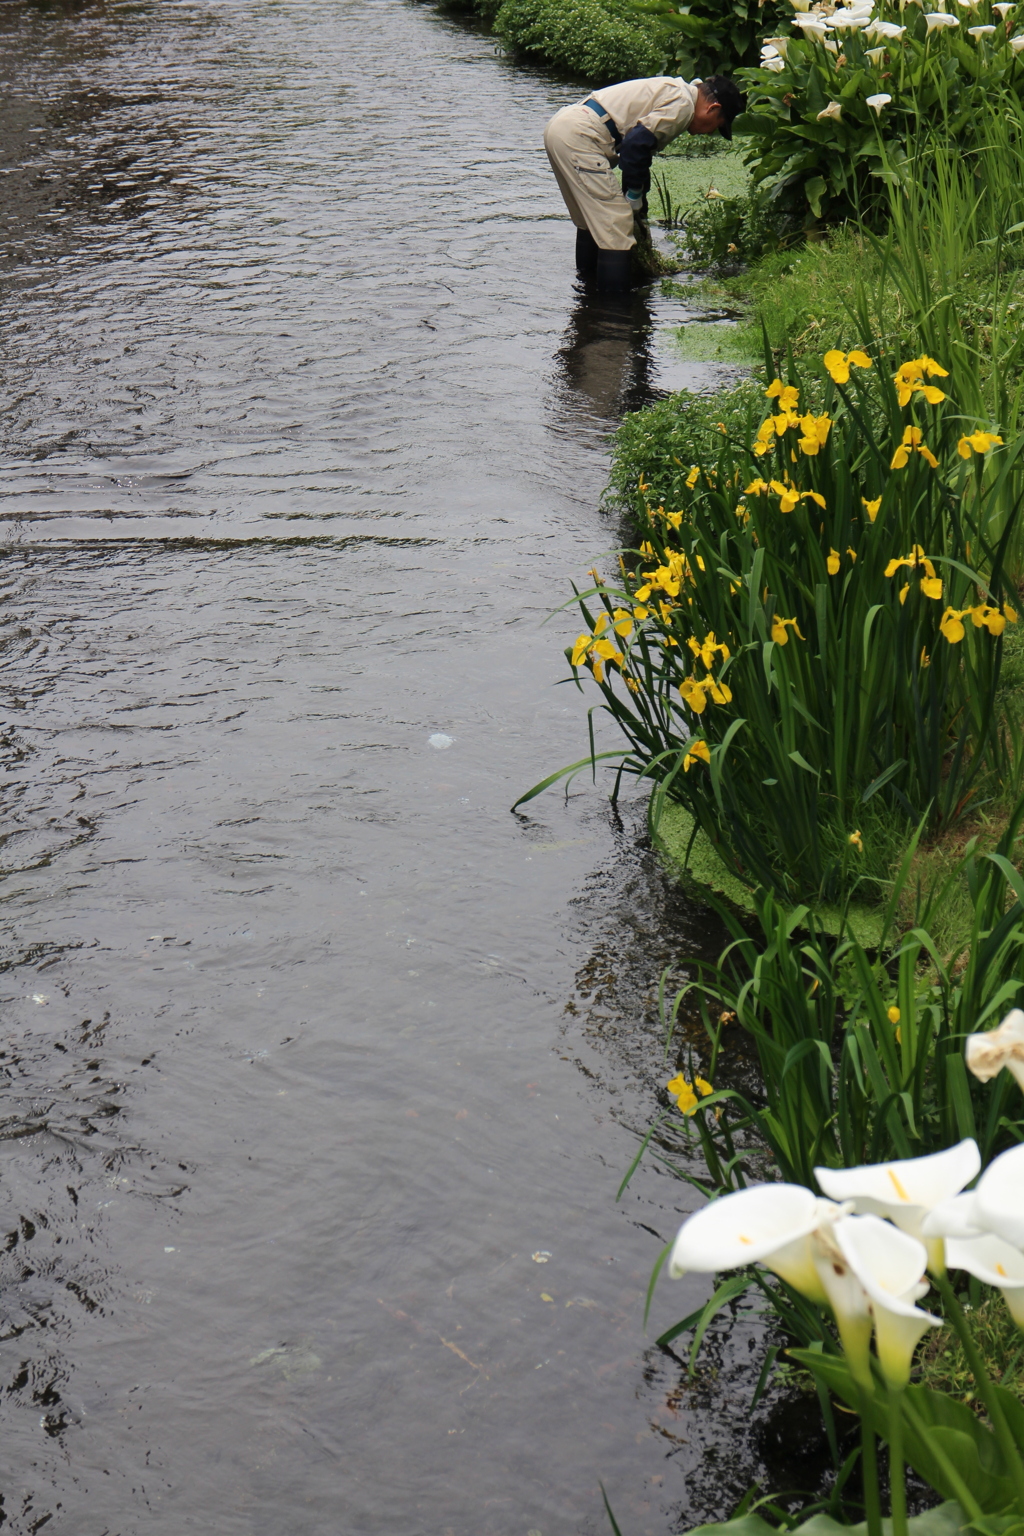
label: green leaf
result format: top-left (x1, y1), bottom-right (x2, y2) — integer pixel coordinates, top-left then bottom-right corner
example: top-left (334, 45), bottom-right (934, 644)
top-left (683, 1503), bottom-right (971, 1536)
top-left (789, 1350), bottom-right (1014, 1512)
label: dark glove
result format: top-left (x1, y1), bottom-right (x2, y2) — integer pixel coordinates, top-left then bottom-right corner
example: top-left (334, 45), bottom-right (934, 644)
top-left (618, 125), bottom-right (658, 190)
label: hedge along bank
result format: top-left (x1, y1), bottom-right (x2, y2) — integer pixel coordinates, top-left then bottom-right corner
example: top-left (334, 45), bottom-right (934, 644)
top-left (517, 343), bottom-right (1021, 908)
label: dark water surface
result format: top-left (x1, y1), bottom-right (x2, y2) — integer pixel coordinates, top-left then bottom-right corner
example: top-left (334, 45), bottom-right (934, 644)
top-left (0, 4), bottom-right (772, 1533)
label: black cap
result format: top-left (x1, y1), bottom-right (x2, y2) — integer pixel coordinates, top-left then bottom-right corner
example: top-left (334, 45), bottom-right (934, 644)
top-left (701, 75), bottom-right (745, 140)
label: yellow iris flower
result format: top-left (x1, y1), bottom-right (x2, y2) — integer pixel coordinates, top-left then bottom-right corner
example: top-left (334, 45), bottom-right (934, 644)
top-left (823, 348), bottom-right (872, 384)
top-left (771, 616), bottom-right (805, 645)
top-left (971, 603), bottom-right (1008, 636)
top-left (893, 355), bottom-right (949, 407)
top-left (827, 548), bottom-right (841, 575)
top-left (679, 677), bottom-right (709, 713)
top-left (688, 632), bottom-right (731, 668)
top-left (957, 430), bottom-right (1004, 459)
top-left (753, 419), bottom-right (776, 457)
top-left (940, 608), bottom-right (967, 644)
top-left (612, 608), bottom-right (633, 638)
top-left (571, 634), bottom-right (591, 667)
top-left (849, 829), bottom-right (863, 852)
top-left (770, 479), bottom-right (826, 514)
top-left (798, 412), bottom-right (833, 455)
top-left (885, 545), bottom-right (943, 601)
top-left (862, 496), bottom-right (882, 522)
top-left (683, 739), bottom-right (711, 772)
top-left (666, 1073), bottom-right (713, 1115)
top-left (940, 600), bottom-right (1017, 643)
top-left (766, 380), bottom-right (800, 412)
top-left (686, 465), bottom-right (701, 489)
top-left (891, 425), bottom-right (939, 470)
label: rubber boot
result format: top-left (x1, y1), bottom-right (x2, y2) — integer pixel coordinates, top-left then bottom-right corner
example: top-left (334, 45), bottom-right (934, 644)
top-left (595, 248), bottom-right (633, 294)
top-left (575, 226), bottom-right (599, 275)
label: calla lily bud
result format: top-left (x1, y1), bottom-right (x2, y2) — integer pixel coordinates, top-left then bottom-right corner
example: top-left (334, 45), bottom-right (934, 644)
top-left (966, 1009), bottom-right (1024, 1092)
top-left (835, 1216), bottom-right (940, 1387)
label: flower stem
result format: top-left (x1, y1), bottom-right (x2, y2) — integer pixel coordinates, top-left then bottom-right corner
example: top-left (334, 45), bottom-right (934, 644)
top-left (858, 1386), bottom-right (883, 1536)
top-left (934, 1271), bottom-right (1024, 1512)
top-left (887, 1386), bottom-right (909, 1536)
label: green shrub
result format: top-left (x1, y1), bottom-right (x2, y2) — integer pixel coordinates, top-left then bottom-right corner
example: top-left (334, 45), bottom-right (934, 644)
top-left (628, 0), bottom-right (789, 77)
top-left (493, 0), bottom-right (665, 81)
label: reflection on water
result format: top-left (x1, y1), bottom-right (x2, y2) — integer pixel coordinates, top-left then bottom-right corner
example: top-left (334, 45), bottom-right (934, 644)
top-left (0, 2), bottom-right (766, 1533)
top-left (555, 287), bottom-right (666, 424)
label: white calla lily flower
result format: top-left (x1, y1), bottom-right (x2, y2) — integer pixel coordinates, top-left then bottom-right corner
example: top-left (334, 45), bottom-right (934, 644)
top-left (974, 1142), bottom-right (1024, 1249)
top-left (814, 1139), bottom-right (981, 1269)
top-left (834, 1216), bottom-right (941, 1386)
top-left (866, 45), bottom-right (888, 59)
top-left (667, 1184), bottom-right (844, 1306)
top-left (925, 10), bottom-right (960, 26)
top-left (994, 2), bottom-right (1015, 13)
top-left (922, 1191), bottom-right (985, 1240)
top-left (831, 6), bottom-right (872, 23)
top-left (947, 1233), bottom-right (1024, 1326)
top-left (968, 22), bottom-right (997, 32)
top-left (764, 34), bottom-right (791, 54)
top-left (1011, 32), bottom-right (1024, 47)
top-left (817, 100), bottom-right (843, 120)
top-left (865, 18), bottom-right (907, 32)
top-left (966, 1009), bottom-right (1024, 1092)
top-left (866, 92), bottom-right (892, 111)
top-left (792, 13), bottom-right (833, 29)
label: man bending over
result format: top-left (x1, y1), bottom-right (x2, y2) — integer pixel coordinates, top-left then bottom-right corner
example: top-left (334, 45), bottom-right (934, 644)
top-left (543, 75), bottom-right (743, 293)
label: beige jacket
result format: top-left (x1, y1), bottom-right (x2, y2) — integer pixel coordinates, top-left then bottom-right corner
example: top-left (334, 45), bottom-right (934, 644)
top-left (584, 77), bottom-right (699, 148)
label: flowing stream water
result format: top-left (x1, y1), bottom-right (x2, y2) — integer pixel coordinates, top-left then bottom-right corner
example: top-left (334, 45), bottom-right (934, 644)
top-left (0, 4), bottom-right (804, 1533)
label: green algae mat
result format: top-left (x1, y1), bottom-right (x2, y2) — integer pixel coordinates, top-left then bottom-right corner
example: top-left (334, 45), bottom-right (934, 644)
top-left (651, 796), bottom-right (885, 948)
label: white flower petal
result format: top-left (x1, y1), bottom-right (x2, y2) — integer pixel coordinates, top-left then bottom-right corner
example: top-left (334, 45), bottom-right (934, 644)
top-left (817, 100), bottom-right (843, 119)
top-left (814, 1140), bottom-right (981, 1238)
top-left (947, 1232), bottom-right (1024, 1326)
top-left (966, 1009), bottom-right (1024, 1087)
top-left (924, 10), bottom-right (961, 26)
top-left (866, 91), bottom-right (892, 111)
top-left (968, 22), bottom-right (997, 32)
top-left (921, 1192), bottom-right (985, 1239)
top-left (835, 1215), bottom-right (940, 1386)
top-left (994, 3), bottom-right (1015, 14)
top-left (668, 1184), bottom-right (820, 1276)
top-left (1011, 31), bottom-right (1024, 47)
top-left (864, 18), bottom-right (907, 32)
top-left (975, 1142), bottom-right (1024, 1249)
